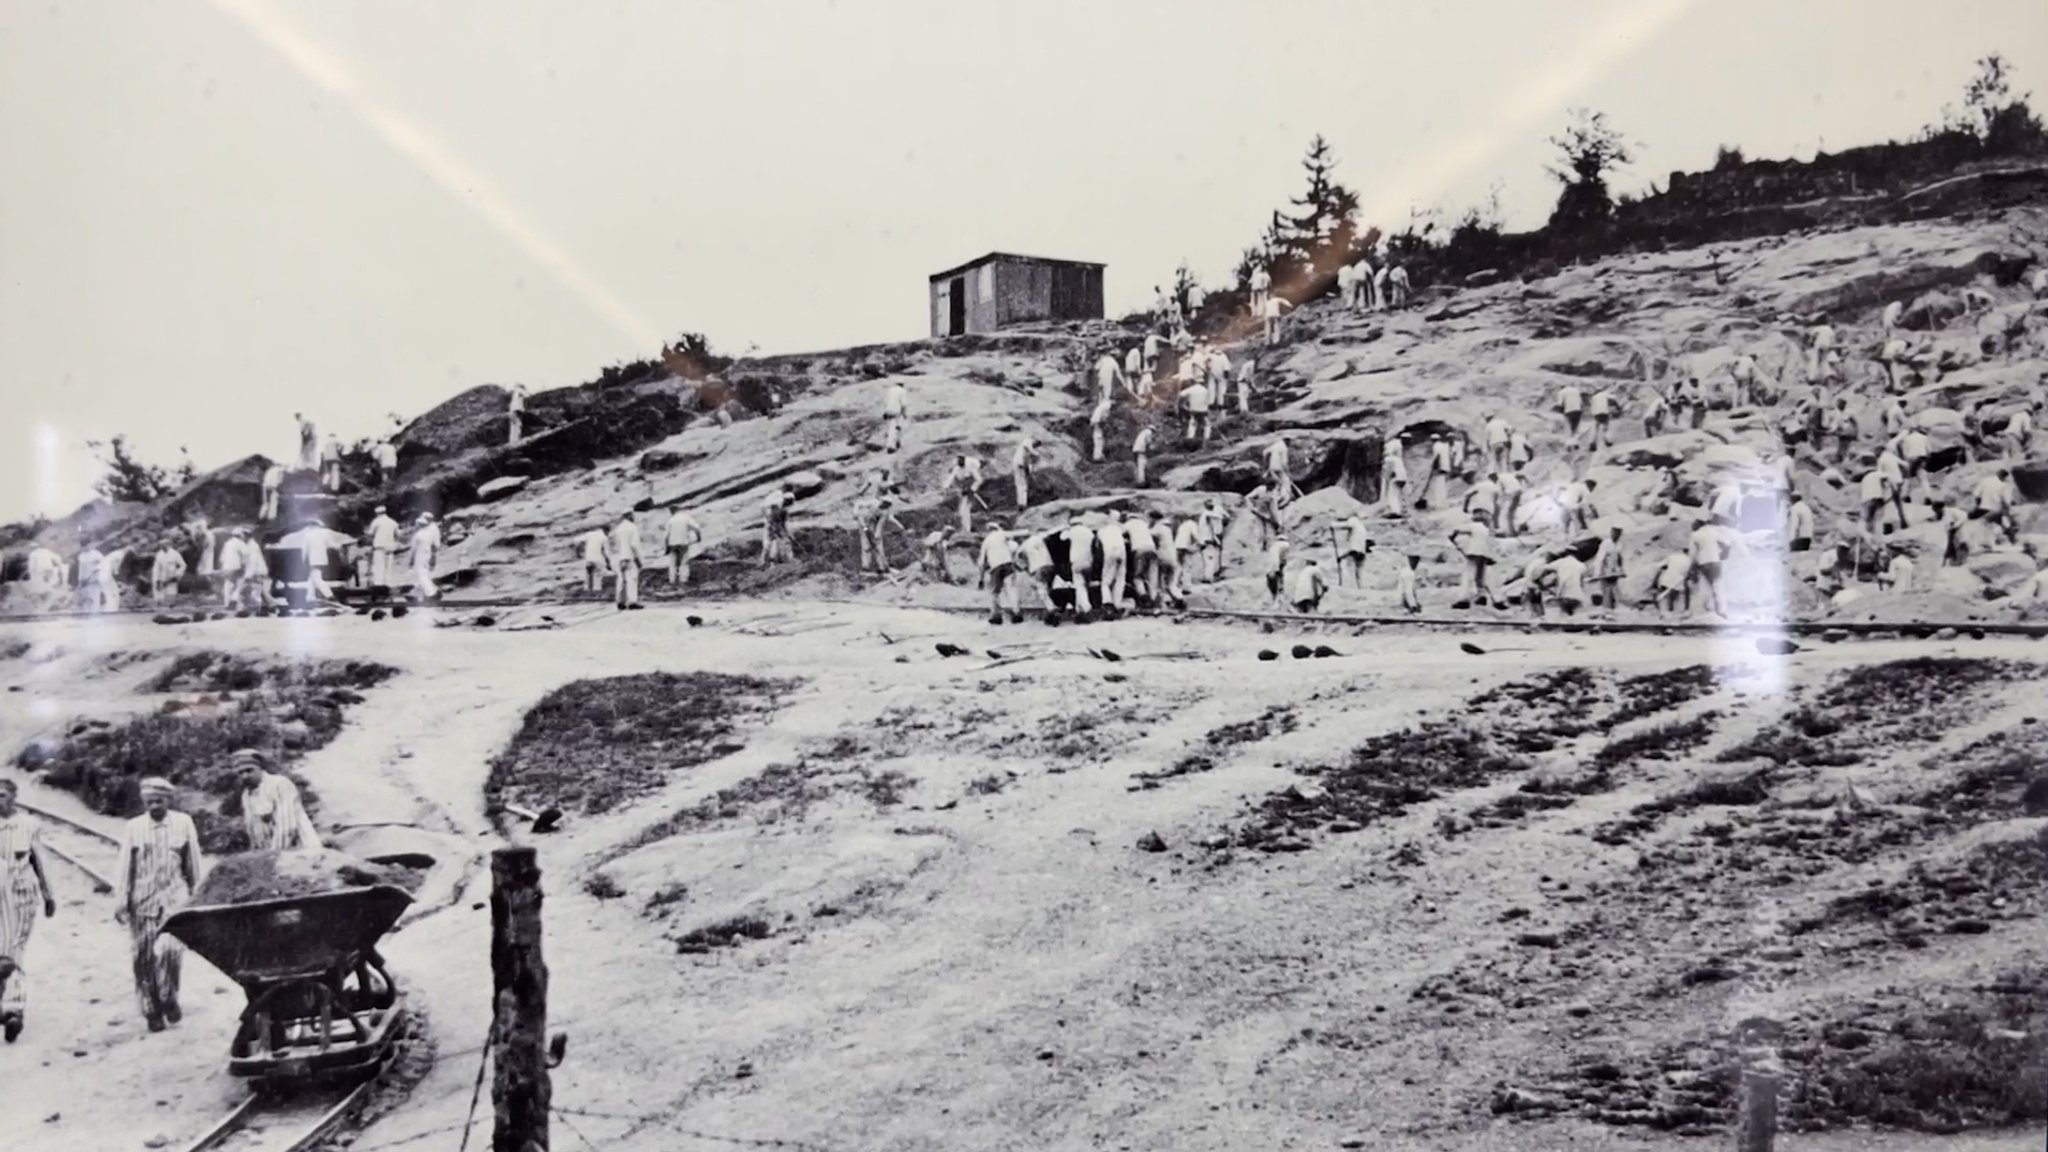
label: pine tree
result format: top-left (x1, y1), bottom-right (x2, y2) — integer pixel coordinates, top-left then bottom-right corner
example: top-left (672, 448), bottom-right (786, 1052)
top-left (1272, 135), bottom-right (1362, 294)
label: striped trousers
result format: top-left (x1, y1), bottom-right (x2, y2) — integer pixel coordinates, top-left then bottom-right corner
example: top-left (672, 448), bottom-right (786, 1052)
top-left (0, 883), bottom-right (38, 1016)
top-left (128, 903), bottom-right (184, 1024)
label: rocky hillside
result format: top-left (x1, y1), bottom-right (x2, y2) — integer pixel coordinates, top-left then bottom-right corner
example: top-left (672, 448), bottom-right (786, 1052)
top-left (8, 206), bottom-right (2047, 623)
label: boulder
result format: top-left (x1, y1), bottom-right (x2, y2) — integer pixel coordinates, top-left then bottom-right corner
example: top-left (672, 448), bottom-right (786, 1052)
top-left (1313, 359), bottom-right (1355, 384)
top-left (785, 470), bottom-right (827, 498)
top-left (1281, 486), bottom-right (1369, 532)
top-left (1900, 290), bottom-right (1966, 332)
top-left (1604, 431), bottom-right (1720, 471)
top-left (1968, 550), bottom-right (2038, 588)
top-left (1697, 443), bottom-right (1763, 472)
top-left (1464, 269), bottom-right (1505, 288)
top-left (1929, 566), bottom-right (1986, 599)
top-left (474, 476), bottom-right (530, 501)
top-left (639, 449), bottom-right (690, 473)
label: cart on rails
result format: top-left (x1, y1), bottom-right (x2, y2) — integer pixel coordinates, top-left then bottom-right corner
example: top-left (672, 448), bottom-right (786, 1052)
top-left (163, 885), bottom-right (412, 1088)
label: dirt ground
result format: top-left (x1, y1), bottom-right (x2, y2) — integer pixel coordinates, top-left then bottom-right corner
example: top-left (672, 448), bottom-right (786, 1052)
top-left (0, 604), bottom-right (2043, 1152)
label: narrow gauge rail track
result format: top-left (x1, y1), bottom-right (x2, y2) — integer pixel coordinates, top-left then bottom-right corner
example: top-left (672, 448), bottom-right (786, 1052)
top-left (4, 589), bottom-right (2044, 640)
top-left (13, 800), bottom-right (397, 1152)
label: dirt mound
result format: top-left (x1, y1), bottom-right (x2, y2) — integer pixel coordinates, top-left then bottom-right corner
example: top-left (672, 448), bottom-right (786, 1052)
top-left (195, 848), bottom-right (399, 905)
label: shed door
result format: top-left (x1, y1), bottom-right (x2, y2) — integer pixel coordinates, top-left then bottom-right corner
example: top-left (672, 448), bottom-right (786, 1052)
top-left (1049, 266), bottom-right (1074, 318)
top-left (949, 276), bottom-right (967, 335)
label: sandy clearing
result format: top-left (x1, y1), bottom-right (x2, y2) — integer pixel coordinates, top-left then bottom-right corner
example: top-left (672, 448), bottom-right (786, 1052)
top-left (0, 606), bottom-right (2041, 1151)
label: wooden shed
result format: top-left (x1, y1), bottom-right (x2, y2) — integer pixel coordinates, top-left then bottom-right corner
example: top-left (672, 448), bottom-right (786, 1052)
top-left (928, 252), bottom-right (1105, 338)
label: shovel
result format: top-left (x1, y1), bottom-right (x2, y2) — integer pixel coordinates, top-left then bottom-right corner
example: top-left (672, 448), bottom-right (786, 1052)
top-left (1459, 641), bottom-right (1530, 656)
top-left (504, 803), bottom-right (563, 834)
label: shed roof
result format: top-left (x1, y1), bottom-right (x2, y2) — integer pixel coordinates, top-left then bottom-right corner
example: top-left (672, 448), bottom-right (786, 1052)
top-left (928, 251), bottom-right (1106, 282)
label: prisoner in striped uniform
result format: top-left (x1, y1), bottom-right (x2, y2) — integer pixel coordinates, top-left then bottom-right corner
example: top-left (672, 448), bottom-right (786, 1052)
top-left (0, 779), bottom-right (58, 1043)
top-left (114, 778), bottom-right (203, 1033)
top-left (233, 751), bottom-right (321, 851)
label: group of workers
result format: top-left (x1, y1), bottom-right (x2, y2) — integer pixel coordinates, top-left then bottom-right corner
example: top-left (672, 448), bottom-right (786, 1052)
top-left (845, 258), bottom-right (2046, 622)
top-left (0, 751), bottom-right (319, 1042)
top-left (18, 504), bottom-right (448, 616)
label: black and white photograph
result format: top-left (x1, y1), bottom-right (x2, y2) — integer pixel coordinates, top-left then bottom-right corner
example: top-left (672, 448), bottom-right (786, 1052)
top-left (3, 2), bottom-right (2048, 1149)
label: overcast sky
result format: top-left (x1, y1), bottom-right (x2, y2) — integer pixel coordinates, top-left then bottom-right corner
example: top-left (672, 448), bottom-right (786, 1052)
top-left (4, 0), bottom-right (2043, 524)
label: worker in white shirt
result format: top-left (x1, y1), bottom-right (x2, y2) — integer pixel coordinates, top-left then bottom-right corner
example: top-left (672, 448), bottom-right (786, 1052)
top-left (1881, 299), bottom-right (1903, 334)
top-left (665, 507), bottom-right (703, 588)
top-left (1337, 514), bottom-right (1369, 588)
top-left (944, 456), bottom-right (981, 534)
top-left (1263, 435), bottom-right (1292, 502)
top-left (149, 542), bottom-right (187, 605)
top-left (1448, 513), bottom-right (1496, 608)
top-left (1142, 331), bottom-right (1163, 375)
top-left (1507, 429), bottom-right (1534, 471)
top-left (215, 532), bottom-right (243, 608)
top-left (1290, 556), bottom-right (1330, 613)
top-left (1589, 527), bottom-right (1625, 612)
top-left (1250, 264), bottom-right (1272, 313)
top-left (1234, 358), bottom-right (1255, 415)
top-left (1464, 473), bottom-right (1500, 526)
top-left (260, 462), bottom-right (286, 521)
top-left (1206, 348), bottom-right (1231, 409)
top-left (1124, 511), bottom-right (1158, 608)
top-left (921, 525), bottom-right (958, 584)
top-left (1420, 435), bottom-right (1451, 511)
top-left (1090, 396), bottom-right (1112, 462)
top-left (292, 519), bottom-right (349, 603)
top-left (373, 439), bottom-right (399, 486)
top-left (1197, 498), bottom-right (1228, 582)
top-left (1132, 426), bottom-right (1156, 486)
top-left (1172, 516), bottom-right (1202, 597)
top-left (976, 522), bottom-right (1021, 624)
top-left (2004, 402), bottom-right (2037, 459)
top-left (577, 525), bottom-right (611, 594)
top-left (1586, 388), bottom-right (1613, 449)
top-left (410, 514), bottom-right (444, 602)
top-left (1146, 513), bottom-right (1180, 607)
top-left (1927, 499), bottom-right (1967, 567)
top-left (507, 384), bottom-right (528, 445)
top-left (1687, 518), bottom-right (1727, 616)
top-left (1396, 553), bottom-right (1422, 614)
top-left (1245, 483), bottom-right (1280, 553)
top-left (853, 497), bottom-right (905, 575)
top-left (1496, 471), bottom-right (1527, 538)
top-left (1336, 263), bottom-right (1357, 312)
top-left (1652, 551), bottom-right (1693, 615)
top-left (363, 506), bottom-right (400, 589)
top-left (1059, 515), bottom-right (1097, 620)
top-left (1857, 468), bottom-right (1889, 535)
top-left (1181, 377), bottom-right (1212, 444)
top-left (1261, 537), bottom-right (1291, 605)
top-left (1094, 351), bottom-right (1125, 407)
top-left (1372, 264), bottom-right (1393, 312)
top-left (1482, 414), bottom-right (1510, 475)
top-left (1786, 496), bottom-right (1815, 553)
top-left (1557, 383), bottom-right (1584, 440)
top-left (762, 486), bottom-right (795, 565)
top-left (1641, 386), bottom-right (1669, 439)
top-left (1973, 467), bottom-right (2019, 542)
top-left (97, 547), bottom-right (129, 612)
top-left (1097, 516), bottom-right (1129, 614)
top-left (1387, 264), bottom-right (1410, 308)
top-left (1016, 528), bottom-right (1057, 612)
top-left (1806, 323), bottom-right (1836, 381)
top-left (296, 413), bottom-right (318, 470)
top-left (1379, 434), bottom-right (1409, 516)
top-left (1011, 437), bottom-right (1038, 508)
top-left (606, 513), bottom-right (641, 609)
top-left (1123, 345), bottom-right (1144, 398)
top-left (881, 381), bottom-right (908, 452)
top-left (1561, 476), bottom-right (1597, 535)
top-left (1261, 295), bottom-right (1292, 343)
top-left (319, 434), bottom-right (343, 492)
top-left (1879, 549), bottom-right (1915, 593)
top-left (239, 530), bottom-right (275, 610)
top-left (1548, 552), bottom-right (1589, 616)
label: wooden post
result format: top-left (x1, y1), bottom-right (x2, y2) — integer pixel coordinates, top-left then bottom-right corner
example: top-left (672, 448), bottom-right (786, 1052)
top-left (491, 847), bottom-right (550, 1152)
top-left (1736, 1047), bottom-right (1781, 1152)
